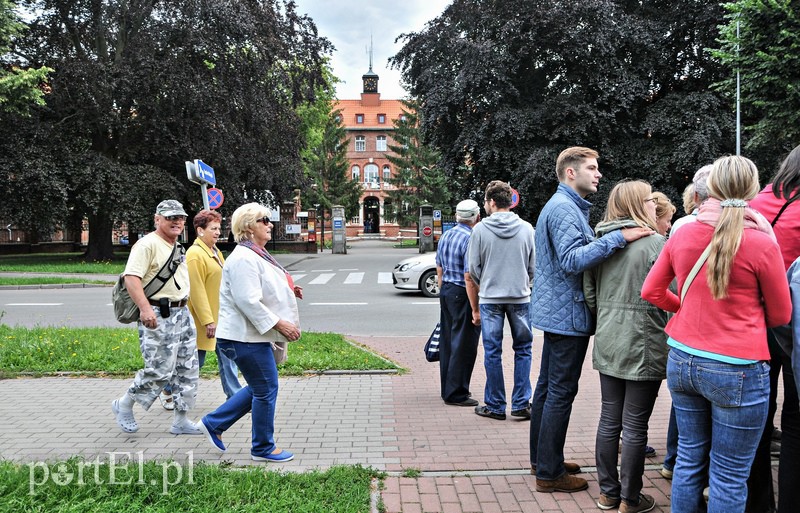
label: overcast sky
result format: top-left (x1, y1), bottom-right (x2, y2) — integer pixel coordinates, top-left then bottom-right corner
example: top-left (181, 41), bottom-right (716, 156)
top-left (293, 0), bottom-right (451, 100)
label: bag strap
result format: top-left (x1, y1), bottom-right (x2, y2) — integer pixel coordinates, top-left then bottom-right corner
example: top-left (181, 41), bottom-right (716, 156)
top-left (680, 242), bottom-right (713, 304)
top-left (141, 243), bottom-right (184, 298)
top-left (771, 192), bottom-right (800, 227)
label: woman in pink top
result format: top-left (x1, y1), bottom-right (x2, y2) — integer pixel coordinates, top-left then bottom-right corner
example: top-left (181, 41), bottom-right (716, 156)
top-left (642, 156), bottom-right (791, 513)
top-left (746, 144), bottom-right (800, 513)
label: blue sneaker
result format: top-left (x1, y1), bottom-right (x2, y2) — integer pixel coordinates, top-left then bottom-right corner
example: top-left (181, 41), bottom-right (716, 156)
top-left (252, 449), bottom-right (294, 463)
top-left (645, 445), bottom-right (656, 458)
top-left (198, 417), bottom-right (226, 452)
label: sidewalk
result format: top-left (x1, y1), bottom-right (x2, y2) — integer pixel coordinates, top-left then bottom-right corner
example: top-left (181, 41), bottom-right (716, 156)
top-left (0, 333), bottom-right (779, 512)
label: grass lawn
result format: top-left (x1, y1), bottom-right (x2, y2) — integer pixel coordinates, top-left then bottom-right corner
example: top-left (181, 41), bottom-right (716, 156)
top-left (0, 277), bottom-right (114, 286)
top-left (0, 326), bottom-right (400, 377)
top-left (0, 253), bottom-right (128, 274)
top-left (0, 460), bottom-right (381, 512)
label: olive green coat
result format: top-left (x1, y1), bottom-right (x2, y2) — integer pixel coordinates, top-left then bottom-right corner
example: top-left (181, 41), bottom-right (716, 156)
top-left (583, 219), bottom-right (670, 381)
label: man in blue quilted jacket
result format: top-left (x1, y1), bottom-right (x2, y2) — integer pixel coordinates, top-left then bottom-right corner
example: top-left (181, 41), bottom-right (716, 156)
top-left (529, 147), bottom-right (653, 493)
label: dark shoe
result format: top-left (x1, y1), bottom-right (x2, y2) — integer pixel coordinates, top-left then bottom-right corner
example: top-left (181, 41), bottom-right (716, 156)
top-left (597, 493), bottom-right (621, 510)
top-left (510, 404), bottom-right (531, 419)
top-left (530, 462), bottom-right (582, 475)
top-left (535, 473), bottom-right (588, 493)
top-left (474, 405), bottom-right (505, 420)
top-left (772, 427), bottom-right (782, 441)
top-left (770, 440), bottom-right (781, 457)
top-left (619, 493), bottom-right (655, 513)
top-left (644, 445), bottom-right (656, 458)
top-left (445, 398), bottom-right (479, 407)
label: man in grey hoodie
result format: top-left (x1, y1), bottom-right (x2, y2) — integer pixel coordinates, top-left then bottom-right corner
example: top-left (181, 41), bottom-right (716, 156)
top-left (467, 180), bottom-right (536, 421)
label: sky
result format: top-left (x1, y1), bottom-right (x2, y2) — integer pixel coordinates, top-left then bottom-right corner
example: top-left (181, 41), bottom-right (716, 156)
top-left (293, 0), bottom-right (452, 100)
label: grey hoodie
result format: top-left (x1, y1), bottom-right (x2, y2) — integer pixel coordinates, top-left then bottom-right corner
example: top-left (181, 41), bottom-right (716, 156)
top-left (467, 211), bottom-right (536, 304)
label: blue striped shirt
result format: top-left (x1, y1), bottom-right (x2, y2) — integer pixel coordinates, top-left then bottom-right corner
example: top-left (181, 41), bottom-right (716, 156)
top-left (435, 223), bottom-right (473, 288)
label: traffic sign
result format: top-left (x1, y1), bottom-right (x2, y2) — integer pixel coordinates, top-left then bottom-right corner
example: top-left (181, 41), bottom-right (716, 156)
top-left (207, 188), bottom-right (224, 209)
top-left (510, 188), bottom-right (520, 209)
top-left (433, 210), bottom-right (442, 220)
top-left (194, 160), bottom-right (216, 186)
top-left (422, 226), bottom-right (433, 237)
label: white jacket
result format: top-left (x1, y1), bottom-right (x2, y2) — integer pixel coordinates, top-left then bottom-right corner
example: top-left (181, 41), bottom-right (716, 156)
top-left (216, 245), bottom-right (299, 344)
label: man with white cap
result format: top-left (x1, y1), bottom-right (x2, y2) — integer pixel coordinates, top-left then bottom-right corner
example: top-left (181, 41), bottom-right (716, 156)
top-left (435, 198), bottom-right (482, 406)
top-left (111, 199), bottom-right (201, 436)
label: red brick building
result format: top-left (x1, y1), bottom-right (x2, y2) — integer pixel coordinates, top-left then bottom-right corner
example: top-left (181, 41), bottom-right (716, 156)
top-left (334, 66), bottom-right (405, 238)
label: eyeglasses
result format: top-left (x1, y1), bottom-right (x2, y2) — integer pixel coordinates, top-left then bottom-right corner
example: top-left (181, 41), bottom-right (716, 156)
top-left (164, 215), bottom-right (187, 222)
top-left (256, 216), bottom-right (271, 225)
top-left (644, 197), bottom-right (659, 205)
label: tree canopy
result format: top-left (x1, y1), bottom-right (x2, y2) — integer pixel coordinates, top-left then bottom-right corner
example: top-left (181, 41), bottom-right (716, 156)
top-left (0, 0), bottom-right (50, 115)
top-left (1, 0), bottom-right (332, 259)
top-left (391, 0), bottom-right (735, 224)
top-left (715, 0), bottom-right (800, 173)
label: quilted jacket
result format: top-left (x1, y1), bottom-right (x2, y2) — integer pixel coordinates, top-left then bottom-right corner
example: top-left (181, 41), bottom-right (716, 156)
top-left (531, 183), bottom-right (626, 336)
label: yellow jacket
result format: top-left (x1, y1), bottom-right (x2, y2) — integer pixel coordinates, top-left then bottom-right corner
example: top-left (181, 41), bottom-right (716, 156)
top-left (187, 238), bottom-right (225, 351)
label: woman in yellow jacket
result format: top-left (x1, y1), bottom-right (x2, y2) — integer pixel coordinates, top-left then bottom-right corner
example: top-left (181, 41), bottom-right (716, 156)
top-left (187, 209), bottom-right (242, 398)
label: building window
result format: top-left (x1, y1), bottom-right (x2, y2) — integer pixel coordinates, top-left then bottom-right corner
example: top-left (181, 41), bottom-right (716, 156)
top-left (351, 165), bottom-right (360, 180)
top-left (355, 136), bottom-right (365, 152)
top-left (399, 114), bottom-right (407, 122)
top-left (364, 163), bottom-right (379, 184)
top-left (376, 135), bottom-right (387, 152)
top-left (383, 165), bottom-right (391, 181)
top-left (378, 114), bottom-right (386, 124)
top-left (356, 114), bottom-right (364, 124)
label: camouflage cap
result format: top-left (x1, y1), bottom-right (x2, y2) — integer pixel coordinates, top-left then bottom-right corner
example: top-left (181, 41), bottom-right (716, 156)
top-left (155, 200), bottom-right (187, 217)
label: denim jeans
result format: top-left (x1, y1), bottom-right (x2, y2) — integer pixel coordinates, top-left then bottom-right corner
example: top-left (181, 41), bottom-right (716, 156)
top-left (479, 303), bottom-right (532, 413)
top-left (667, 348), bottom-right (770, 513)
top-left (529, 332), bottom-right (589, 480)
top-left (439, 283), bottom-right (480, 403)
top-left (662, 405), bottom-right (678, 472)
top-left (203, 339), bottom-right (280, 458)
top-left (595, 374), bottom-right (661, 502)
top-left (198, 347), bottom-right (243, 399)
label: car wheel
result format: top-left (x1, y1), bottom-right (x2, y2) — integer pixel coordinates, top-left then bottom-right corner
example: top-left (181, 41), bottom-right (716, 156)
top-left (420, 270), bottom-right (439, 298)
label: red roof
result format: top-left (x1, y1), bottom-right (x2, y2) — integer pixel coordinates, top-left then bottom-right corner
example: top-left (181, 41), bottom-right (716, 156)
top-left (334, 96), bottom-right (406, 130)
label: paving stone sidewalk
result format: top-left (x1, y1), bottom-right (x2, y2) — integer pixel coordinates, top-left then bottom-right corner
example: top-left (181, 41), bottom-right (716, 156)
top-left (0, 333), bottom-right (780, 512)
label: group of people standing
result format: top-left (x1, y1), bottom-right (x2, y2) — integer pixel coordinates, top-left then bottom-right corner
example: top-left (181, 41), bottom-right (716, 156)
top-left (110, 201), bottom-right (302, 463)
top-left (435, 145), bottom-right (800, 513)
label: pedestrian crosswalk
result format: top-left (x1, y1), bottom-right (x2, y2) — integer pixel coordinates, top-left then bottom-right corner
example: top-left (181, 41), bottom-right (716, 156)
top-left (290, 271), bottom-right (394, 285)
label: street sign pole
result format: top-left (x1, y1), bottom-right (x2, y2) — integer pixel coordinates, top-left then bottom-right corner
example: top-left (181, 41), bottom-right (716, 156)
top-left (201, 183), bottom-right (209, 210)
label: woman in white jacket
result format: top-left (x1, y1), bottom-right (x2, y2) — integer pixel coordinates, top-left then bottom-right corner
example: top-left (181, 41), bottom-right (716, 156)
top-left (198, 203), bottom-right (303, 462)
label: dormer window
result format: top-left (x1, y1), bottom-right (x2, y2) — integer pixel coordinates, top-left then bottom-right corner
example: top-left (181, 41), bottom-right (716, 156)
top-left (356, 114), bottom-right (364, 124)
top-left (378, 114), bottom-right (386, 124)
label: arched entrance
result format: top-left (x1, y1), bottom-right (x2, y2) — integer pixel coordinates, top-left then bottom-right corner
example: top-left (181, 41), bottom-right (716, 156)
top-left (363, 197), bottom-right (380, 234)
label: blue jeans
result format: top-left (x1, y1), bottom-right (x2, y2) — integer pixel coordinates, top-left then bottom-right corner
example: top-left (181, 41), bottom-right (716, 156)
top-left (198, 347), bottom-right (243, 399)
top-left (667, 348), bottom-right (770, 513)
top-left (439, 283), bottom-right (480, 403)
top-left (479, 303), bottom-right (532, 413)
top-left (529, 332), bottom-right (589, 480)
top-left (203, 339), bottom-right (280, 458)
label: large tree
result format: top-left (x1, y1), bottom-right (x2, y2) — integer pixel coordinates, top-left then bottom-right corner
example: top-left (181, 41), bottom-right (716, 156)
top-left (391, 0), bottom-right (734, 224)
top-left (385, 100), bottom-right (452, 226)
top-left (715, 0), bottom-right (800, 172)
top-left (2, 0), bottom-right (331, 259)
top-left (0, 0), bottom-right (50, 115)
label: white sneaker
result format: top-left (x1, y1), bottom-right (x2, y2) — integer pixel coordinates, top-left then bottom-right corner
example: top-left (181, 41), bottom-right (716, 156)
top-left (170, 419), bottom-right (202, 435)
top-left (159, 390), bottom-right (175, 410)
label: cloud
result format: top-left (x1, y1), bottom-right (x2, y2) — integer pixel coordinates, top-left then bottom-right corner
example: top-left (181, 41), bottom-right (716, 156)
top-left (294, 0), bottom-right (450, 99)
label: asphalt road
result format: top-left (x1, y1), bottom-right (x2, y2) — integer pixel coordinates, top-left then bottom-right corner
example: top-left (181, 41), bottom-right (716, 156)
top-left (0, 241), bottom-right (441, 337)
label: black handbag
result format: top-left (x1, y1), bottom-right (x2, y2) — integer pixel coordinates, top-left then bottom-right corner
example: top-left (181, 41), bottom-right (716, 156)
top-left (424, 323), bottom-right (441, 362)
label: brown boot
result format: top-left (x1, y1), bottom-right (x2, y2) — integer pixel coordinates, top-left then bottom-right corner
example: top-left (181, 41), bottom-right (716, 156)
top-left (619, 493), bottom-right (655, 513)
top-left (535, 473), bottom-right (589, 493)
top-left (530, 462), bottom-right (582, 475)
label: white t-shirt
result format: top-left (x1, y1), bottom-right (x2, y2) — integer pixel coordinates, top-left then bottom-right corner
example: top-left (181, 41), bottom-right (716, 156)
top-left (669, 210), bottom-right (698, 236)
top-left (123, 232), bottom-right (189, 301)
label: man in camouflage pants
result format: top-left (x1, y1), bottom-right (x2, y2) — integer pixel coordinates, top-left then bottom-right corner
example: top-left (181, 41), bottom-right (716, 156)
top-left (111, 200), bottom-right (201, 435)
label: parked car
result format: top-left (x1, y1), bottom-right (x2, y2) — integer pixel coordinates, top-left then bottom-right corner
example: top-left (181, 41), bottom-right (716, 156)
top-left (392, 252), bottom-right (439, 298)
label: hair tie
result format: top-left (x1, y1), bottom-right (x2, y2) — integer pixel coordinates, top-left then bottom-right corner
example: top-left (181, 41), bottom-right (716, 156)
top-left (720, 199), bottom-right (748, 208)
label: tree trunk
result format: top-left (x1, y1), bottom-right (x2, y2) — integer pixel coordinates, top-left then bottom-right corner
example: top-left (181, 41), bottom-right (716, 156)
top-left (84, 214), bottom-right (115, 261)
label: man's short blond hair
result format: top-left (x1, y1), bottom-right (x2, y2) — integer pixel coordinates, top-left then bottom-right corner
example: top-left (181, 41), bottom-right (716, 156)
top-left (556, 146), bottom-right (599, 181)
top-left (230, 202), bottom-right (270, 243)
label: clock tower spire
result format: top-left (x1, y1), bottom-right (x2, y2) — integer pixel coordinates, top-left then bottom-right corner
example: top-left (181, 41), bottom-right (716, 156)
top-left (362, 35), bottom-right (379, 96)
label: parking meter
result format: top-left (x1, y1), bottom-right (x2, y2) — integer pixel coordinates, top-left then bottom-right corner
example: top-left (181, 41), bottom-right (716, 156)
top-left (419, 204), bottom-right (434, 253)
top-left (331, 205), bottom-right (347, 254)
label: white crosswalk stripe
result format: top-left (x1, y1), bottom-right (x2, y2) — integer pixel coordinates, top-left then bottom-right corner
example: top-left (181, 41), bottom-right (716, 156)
top-left (307, 273), bottom-right (335, 285)
top-left (290, 273), bottom-right (307, 281)
top-left (377, 272), bottom-right (393, 284)
top-left (343, 272), bottom-right (364, 284)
